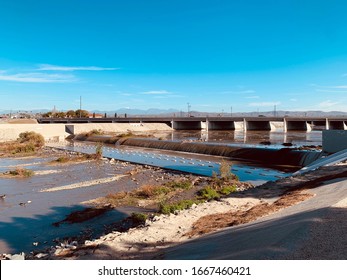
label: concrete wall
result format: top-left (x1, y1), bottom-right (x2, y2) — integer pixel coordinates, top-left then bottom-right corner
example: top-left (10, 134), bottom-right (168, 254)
top-left (0, 124), bottom-right (68, 142)
top-left (0, 122), bottom-right (172, 142)
top-left (323, 130), bottom-right (347, 153)
top-left (65, 123), bottom-right (172, 135)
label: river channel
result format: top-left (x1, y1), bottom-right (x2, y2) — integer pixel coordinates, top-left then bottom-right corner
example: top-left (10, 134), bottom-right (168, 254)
top-left (0, 130), bottom-right (323, 255)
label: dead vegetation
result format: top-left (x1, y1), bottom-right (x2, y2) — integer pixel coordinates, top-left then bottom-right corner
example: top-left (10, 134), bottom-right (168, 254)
top-left (0, 131), bottom-right (45, 156)
top-left (1, 167), bottom-right (35, 178)
top-left (186, 190), bottom-right (314, 237)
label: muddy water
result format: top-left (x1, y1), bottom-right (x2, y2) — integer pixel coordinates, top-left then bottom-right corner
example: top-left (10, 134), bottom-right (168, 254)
top-left (0, 156), bottom-right (141, 254)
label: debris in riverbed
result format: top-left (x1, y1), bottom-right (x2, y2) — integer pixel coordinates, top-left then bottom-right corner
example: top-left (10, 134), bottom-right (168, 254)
top-left (52, 206), bottom-right (112, 227)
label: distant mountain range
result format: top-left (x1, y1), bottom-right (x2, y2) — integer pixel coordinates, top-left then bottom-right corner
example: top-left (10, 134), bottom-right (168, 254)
top-left (93, 108), bottom-right (179, 116)
top-left (1, 108), bottom-right (347, 117)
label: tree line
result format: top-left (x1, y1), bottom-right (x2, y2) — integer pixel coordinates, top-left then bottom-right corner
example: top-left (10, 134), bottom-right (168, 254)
top-left (42, 109), bottom-right (90, 118)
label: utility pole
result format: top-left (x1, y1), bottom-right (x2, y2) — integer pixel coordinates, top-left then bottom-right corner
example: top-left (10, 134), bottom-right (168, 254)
top-left (187, 102), bottom-right (191, 117)
top-left (79, 96), bottom-right (82, 118)
top-left (230, 106), bottom-right (233, 117)
top-left (274, 105), bottom-right (277, 117)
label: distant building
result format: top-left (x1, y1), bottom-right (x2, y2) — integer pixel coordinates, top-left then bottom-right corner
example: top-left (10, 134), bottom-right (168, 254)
top-left (89, 113), bottom-right (103, 118)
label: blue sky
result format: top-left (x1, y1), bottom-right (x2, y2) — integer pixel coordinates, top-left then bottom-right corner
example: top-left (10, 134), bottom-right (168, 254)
top-left (1, 0), bottom-right (347, 113)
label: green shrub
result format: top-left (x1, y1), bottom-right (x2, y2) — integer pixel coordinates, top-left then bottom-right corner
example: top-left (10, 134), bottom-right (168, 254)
top-left (55, 156), bottom-right (69, 163)
top-left (219, 185), bottom-right (237, 195)
top-left (8, 168), bottom-right (34, 177)
top-left (136, 185), bottom-right (171, 198)
top-left (159, 199), bottom-right (197, 214)
top-left (12, 143), bottom-right (36, 154)
top-left (219, 160), bottom-right (233, 180)
top-left (131, 212), bottom-right (148, 224)
top-left (17, 131), bottom-right (44, 148)
top-left (198, 186), bottom-right (220, 200)
top-left (165, 180), bottom-right (192, 190)
top-left (95, 142), bottom-right (103, 159)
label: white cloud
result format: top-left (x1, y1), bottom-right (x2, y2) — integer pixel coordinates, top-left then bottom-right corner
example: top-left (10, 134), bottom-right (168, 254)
top-left (290, 98), bottom-right (298, 102)
top-left (0, 72), bottom-right (75, 83)
top-left (318, 100), bottom-right (339, 108)
top-left (38, 64), bottom-right (119, 71)
top-left (248, 101), bottom-right (281, 107)
top-left (142, 90), bottom-right (172, 95)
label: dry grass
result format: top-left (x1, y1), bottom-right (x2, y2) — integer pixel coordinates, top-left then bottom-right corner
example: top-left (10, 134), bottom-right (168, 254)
top-left (1, 167), bottom-right (35, 178)
top-left (135, 185), bottom-right (171, 198)
top-left (186, 190), bottom-right (314, 237)
top-left (0, 131), bottom-right (44, 156)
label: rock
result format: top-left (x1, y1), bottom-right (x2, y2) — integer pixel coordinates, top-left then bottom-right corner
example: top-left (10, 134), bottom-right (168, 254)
top-left (35, 253), bottom-right (48, 259)
top-left (54, 248), bottom-right (64, 255)
top-left (10, 252), bottom-right (25, 260)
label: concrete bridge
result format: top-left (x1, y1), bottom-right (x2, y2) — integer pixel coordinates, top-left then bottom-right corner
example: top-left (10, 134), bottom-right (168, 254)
top-left (37, 117), bottom-right (347, 131)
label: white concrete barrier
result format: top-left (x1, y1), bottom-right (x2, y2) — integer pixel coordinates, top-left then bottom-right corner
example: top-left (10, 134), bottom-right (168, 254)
top-left (0, 124), bottom-right (68, 142)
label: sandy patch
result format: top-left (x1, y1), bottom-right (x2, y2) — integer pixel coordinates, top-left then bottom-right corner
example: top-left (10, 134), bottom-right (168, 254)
top-left (50, 196), bottom-right (262, 259)
top-left (40, 175), bottom-right (127, 192)
top-left (35, 170), bottom-right (63, 175)
top-left (333, 197), bottom-right (347, 208)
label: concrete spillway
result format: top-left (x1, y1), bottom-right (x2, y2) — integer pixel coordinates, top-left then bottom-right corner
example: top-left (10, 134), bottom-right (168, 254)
top-left (77, 136), bottom-right (323, 168)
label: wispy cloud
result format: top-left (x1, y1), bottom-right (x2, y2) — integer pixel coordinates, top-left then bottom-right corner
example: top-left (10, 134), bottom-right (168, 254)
top-left (0, 72), bottom-right (75, 83)
top-left (142, 90), bottom-right (172, 95)
top-left (248, 101), bottom-right (281, 107)
top-left (318, 100), bottom-right (339, 108)
top-left (316, 89), bottom-right (347, 93)
top-left (311, 84), bottom-right (347, 93)
top-left (38, 64), bottom-right (119, 71)
top-left (222, 90), bottom-right (256, 95)
top-left (290, 98), bottom-right (298, 102)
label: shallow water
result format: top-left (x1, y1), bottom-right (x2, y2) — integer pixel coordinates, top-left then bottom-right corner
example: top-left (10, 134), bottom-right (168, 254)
top-left (162, 130), bottom-right (322, 146)
top-left (50, 141), bottom-right (291, 185)
top-left (0, 130), bottom-right (322, 255)
top-left (0, 157), bottom-right (140, 254)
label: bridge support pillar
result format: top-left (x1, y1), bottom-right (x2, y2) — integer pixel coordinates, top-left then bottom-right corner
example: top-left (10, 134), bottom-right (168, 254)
top-left (326, 118), bottom-right (329, 130)
top-left (283, 118), bottom-right (287, 132)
